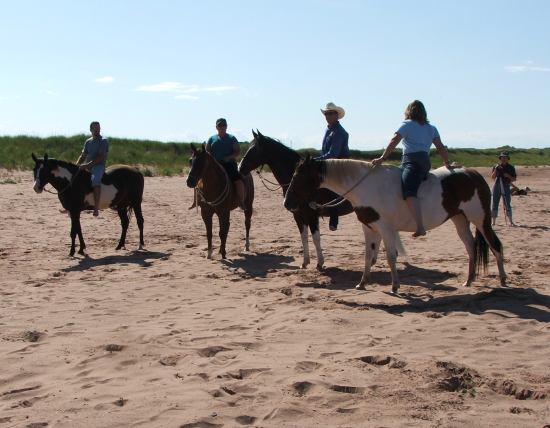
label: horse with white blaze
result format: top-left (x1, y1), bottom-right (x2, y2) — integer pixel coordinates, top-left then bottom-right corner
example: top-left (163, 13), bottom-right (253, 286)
top-left (284, 156), bottom-right (506, 293)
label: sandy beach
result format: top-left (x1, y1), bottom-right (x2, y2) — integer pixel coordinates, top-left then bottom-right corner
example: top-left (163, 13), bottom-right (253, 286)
top-left (0, 166), bottom-right (549, 427)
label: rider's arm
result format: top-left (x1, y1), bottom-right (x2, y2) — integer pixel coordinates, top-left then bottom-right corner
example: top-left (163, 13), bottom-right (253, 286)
top-left (432, 137), bottom-right (450, 167)
top-left (372, 133), bottom-right (401, 165)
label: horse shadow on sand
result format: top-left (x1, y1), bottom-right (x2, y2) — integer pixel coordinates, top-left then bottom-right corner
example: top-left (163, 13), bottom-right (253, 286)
top-left (221, 252), bottom-right (297, 278)
top-left (336, 286), bottom-right (550, 323)
top-left (515, 224), bottom-right (550, 232)
top-left (297, 262), bottom-right (458, 292)
top-left (62, 250), bottom-right (170, 272)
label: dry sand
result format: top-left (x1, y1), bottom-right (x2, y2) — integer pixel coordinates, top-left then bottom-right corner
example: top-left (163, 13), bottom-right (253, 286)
top-left (0, 166), bottom-right (549, 427)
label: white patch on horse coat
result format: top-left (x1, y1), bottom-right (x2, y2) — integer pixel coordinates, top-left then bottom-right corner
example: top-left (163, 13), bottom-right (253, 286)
top-left (51, 166), bottom-right (73, 182)
top-left (33, 165), bottom-right (43, 192)
top-left (311, 229), bottom-right (324, 268)
top-left (84, 184), bottom-right (117, 210)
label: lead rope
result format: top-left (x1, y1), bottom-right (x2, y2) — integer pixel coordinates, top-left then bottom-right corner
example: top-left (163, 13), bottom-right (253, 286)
top-left (255, 167), bottom-right (285, 192)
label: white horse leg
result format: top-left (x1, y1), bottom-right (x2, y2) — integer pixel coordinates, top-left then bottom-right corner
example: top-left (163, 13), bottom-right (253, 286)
top-left (311, 228), bottom-right (324, 270)
top-left (451, 214), bottom-right (476, 287)
top-left (300, 225), bottom-right (310, 268)
top-left (356, 226), bottom-right (382, 290)
top-left (379, 227), bottom-right (400, 293)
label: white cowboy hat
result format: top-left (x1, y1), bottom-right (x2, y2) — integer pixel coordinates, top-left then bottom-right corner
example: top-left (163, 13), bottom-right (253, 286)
top-left (320, 102), bottom-right (345, 119)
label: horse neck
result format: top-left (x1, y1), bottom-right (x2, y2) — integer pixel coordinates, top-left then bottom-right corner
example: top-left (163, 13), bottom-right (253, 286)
top-left (321, 159), bottom-right (371, 197)
top-left (48, 161), bottom-right (79, 189)
top-left (262, 141), bottom-right (300, 187)
top-left (201, 156), bottom-right (230, 195)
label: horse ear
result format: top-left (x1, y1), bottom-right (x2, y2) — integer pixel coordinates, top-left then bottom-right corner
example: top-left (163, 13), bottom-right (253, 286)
top-left (44, 153), bottom-right (49, 163)
top-left (31, 153), bottom-right (38, 163)
top-left (257, 129), bottom-right (264, 138)
top-left (252, 129), bottom-right (258, 139)
top-left (305, 153), bottom-right (311, 162)
top-left (190, 143), bottom-right (196, 153)
top-left (201, 142), bottom-right (206, 151)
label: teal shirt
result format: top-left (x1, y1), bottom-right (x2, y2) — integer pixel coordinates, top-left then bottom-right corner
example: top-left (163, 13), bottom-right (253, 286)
top-left (207, 134), bottom-right (239, 162)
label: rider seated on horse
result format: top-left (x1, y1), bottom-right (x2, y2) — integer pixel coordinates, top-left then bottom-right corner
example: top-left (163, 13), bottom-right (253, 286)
top-left (189, 118), bottom-right (245, 209)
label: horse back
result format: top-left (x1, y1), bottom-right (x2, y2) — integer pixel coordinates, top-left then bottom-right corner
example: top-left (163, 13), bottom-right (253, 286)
top-left (102, 165), bottom-right (144, 202)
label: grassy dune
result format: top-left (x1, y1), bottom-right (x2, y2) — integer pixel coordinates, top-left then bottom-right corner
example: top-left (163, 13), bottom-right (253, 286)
top-left (1, 135), bottom-right (549, 176)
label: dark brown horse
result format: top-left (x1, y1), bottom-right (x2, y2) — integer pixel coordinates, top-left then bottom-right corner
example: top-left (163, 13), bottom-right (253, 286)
top-left (238, 130), bottom-right (354, 269)
top-left (32, 153), bottom-right (145, 256)
top-left (186, 144), bottom-right (254, 259)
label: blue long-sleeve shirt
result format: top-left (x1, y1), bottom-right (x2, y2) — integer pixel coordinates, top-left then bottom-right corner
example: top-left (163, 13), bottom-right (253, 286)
top-left (316, 121), bottom-right (349, 160)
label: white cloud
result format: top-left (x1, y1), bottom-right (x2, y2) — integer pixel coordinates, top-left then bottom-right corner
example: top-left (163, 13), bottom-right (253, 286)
top-left (504, 64), bottom-right (550, 73)
top-left (94, 76), bottom-right (115, 83)
top-left (135, 81), bottom-right (238, 99)
top-left (174, 94), bottom-right (199, 100)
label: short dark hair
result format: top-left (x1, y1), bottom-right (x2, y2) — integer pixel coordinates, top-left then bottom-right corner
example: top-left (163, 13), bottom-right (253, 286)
top-left (216, 118), bottom-right (227, 127)
top-left (90, 121), bottom-right (100, 129)
top-left (404, 100), bottom-right (428, 124)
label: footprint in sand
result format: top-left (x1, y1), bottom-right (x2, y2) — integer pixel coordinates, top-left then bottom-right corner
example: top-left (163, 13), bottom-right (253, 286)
top-left (294, 361), bottom-right (322, 373)
top-left (235, 415), bottom-right (257, 425)
top-left (197, 346), bottom-right (230, 357)
top-left (358, 355), bottom-right (407, 369)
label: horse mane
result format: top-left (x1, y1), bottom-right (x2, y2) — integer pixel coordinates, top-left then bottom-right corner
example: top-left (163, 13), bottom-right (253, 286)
top-left (257, 134), bottom-right (301, 163)
top-left (322, 159), bottom-right (375, 184)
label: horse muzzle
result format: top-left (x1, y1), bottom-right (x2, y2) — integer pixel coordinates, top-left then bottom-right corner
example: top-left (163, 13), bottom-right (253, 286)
top-left (186, 176), bottom-right (197, 188)
top-left (33, 181), bottom-right (43, 193)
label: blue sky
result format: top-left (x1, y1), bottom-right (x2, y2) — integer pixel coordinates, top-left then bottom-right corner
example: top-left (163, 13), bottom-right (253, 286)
top-left (0, 0), bottom-right (549, 149)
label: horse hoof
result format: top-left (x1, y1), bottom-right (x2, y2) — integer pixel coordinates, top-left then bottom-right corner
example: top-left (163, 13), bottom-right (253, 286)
top-left (78, 249), bottom-right (85, 255)
top-left (355, 283), bottom-right (366, 290)
top-left (69, 250), bottom-right (75, 257)
top-left (462, 280), bottom-right (472, 287)
top-left (316, 263), bottom-right (324, 271)
top-left (301, 263), bottom-right (308, 269)
top-left (392, 286), bottom-right (400, 294)
top-left (138, 245), bottom-right (144, 251)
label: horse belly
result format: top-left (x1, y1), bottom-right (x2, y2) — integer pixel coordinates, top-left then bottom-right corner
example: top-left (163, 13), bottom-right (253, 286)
top-left (84, 184), bottom-right (118, 210)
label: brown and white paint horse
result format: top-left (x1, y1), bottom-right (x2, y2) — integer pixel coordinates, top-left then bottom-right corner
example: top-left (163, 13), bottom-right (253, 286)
top-left (186, 144), bottom-right (254, 259)
top-left (284, 156), bottom-right (507, 293)
top-left (32, 153), bottom-right (145, 256)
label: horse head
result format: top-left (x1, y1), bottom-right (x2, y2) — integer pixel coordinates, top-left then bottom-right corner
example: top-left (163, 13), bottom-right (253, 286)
top-left (32, 152), bottom-right (51, 193)
top-left (186, 143), bottom-right (209, 188)
top-left (238, 129), bottom-right (266, 175)
top-left (284, 154), bottom-right (323, 212)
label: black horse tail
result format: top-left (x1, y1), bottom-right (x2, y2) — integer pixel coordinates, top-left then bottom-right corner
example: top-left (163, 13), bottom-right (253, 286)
top-left (473, 228), bottom-right (489, 277)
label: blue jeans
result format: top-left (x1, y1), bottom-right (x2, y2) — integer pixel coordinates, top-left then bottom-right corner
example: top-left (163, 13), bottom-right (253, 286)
top-left (401, 152), bottom-right (431, 199)
top-left (492, 178), bottom-right (512, 219)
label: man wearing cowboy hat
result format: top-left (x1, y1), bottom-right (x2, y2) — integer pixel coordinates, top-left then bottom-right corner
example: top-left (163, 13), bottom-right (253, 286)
top-left (491, 151), bottom-right (517, 226)
top-left (316, 102), bottom-right (350, 230)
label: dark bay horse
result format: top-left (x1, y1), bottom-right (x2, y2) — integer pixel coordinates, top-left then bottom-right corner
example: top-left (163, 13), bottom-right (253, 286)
top-left (238, 130), bottom-right (353, 269)
top-left (186, 144), bottom-right (254, 259)
top-left (284, 156), bottom-right (507, 293)
top-left (32, 153), bottom-right (145, 256)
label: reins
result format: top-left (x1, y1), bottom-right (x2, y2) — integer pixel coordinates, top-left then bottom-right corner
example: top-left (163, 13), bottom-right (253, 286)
top-left (255, 166), bottom-right (285, 192)
top-left (308, 164), bottom-right (372, 210)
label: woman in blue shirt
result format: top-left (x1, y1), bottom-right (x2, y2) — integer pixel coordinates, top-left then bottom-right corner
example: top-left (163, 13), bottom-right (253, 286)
top-left (372, 100), bottom-right (450, 237)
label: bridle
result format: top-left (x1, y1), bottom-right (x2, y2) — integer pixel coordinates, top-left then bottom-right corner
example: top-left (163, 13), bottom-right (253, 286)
top-left (190, 155), bottom-right (231, 207)
top-left (40, 167), bottom-right (81, 196)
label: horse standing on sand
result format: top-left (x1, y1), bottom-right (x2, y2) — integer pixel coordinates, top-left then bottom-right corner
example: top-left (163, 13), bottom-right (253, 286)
top-left (238, 130), bottom-right (354, 269)
top-left (186, 144), bottom-right (254, 259)
top-left (32, 153), bottom-right (145, 256)
top-left (284, 156), bottom-right (507, 293)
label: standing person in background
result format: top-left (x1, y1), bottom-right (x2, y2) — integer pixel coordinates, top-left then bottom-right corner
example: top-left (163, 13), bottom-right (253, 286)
top-left (206, 118), bottom-right (245, 207)
top-left (372, 100), bottom-right (450, 237)
top-left (316, 102), bottom-right (350, 231)
top-left (491, 151), bottom-right (516, 226)
top-left (76, 121), bottom-right (108, 217)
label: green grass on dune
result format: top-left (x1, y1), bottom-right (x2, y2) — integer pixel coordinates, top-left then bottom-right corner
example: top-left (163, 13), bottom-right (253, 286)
top-left (1, 135), bottom-right (549, 176)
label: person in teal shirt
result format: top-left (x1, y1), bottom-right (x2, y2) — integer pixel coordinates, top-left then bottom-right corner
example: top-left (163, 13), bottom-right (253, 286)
top-left (206, 118), bottom-right (245, 207)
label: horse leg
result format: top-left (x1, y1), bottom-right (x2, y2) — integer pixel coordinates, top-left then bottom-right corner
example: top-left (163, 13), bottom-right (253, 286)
top-left (378, 226), bottom-right (400, 293)
top-left (69, 211), bottom-right (83, 256)
top-left (116, 208), bottom-right (129, 250)
top-left (244, 206), bottom-right (252, 252)
top-left (218, 211), bottom-right (230, 259)
top-left (134, 204), bottom-right (145, 250)
top-left (202, 210), bottom-right (214, 259)
top-left (450, 214), bottom-right (476, 287)
top-left (297, 220), bottom-right (310, 268)
top-left (356, 226), bottom-right (381, 290)
top-left (309, 218), bottom-right (324, 270)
